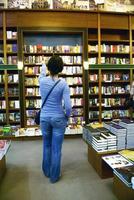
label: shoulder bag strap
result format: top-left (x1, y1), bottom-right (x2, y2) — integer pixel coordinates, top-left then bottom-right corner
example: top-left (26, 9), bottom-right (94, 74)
top-left (41, 79), bottom-right (61, 109)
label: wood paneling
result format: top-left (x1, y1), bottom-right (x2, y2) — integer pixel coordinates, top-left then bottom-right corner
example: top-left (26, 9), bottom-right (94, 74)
top-left (5, 10), bottom-right (98, 28)
top-left (100, 13), bottom-right (129, 29)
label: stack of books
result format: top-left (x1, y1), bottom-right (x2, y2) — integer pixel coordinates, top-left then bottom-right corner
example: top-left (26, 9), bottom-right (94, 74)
top-left (119, 119), bottom-right (134, 148)
top-left (92, 134), bottom-right (108, 152)
top-left (97, 127), bottom-right (117, 151)
top-left (104, 123), bottom-right (126, 150)
top-left (83, 125), bottom-right (100, 145)
top-left (114, 165), bottom-right (134, 188)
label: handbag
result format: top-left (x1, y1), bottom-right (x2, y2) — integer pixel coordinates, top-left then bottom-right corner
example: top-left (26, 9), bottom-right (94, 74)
top-left (124, 96), bottom-right (134, 108)
top-left (35, 79), bottom-right (61, 125)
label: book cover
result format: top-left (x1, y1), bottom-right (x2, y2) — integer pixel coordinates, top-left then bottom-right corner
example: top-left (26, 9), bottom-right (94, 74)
top-left (114, 165), bottom-right (134, 186)
top-left (8, 0), bottom-right (30, 8)
top-left (102, 154), bottom-right (133, 169)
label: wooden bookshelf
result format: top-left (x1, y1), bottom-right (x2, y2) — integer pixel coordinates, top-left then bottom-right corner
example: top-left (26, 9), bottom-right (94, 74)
top-left (0, 9), bottom-right (134, 133)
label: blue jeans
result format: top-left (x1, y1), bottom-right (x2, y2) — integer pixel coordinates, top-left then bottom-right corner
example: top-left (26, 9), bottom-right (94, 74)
top-left (40, 117), bottom-right (67, 183)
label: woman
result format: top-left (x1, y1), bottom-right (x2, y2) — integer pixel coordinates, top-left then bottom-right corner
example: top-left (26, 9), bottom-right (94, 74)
top-left (39, 55), bottom-right (72, 183)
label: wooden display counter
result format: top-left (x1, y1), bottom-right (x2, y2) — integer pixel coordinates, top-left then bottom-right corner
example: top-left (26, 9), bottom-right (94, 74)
top-left (88, 143), bottom-right (117, 178)
top-left (113, 174), bottom-right (134, 200)
top-left (0, 156), bottom-right (6, 182)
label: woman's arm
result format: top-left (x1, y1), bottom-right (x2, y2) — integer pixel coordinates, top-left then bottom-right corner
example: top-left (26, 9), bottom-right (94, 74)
top-left (63, 84), bottom-right (72, 118)
top-left (38, 63), bottom-right (46, 82)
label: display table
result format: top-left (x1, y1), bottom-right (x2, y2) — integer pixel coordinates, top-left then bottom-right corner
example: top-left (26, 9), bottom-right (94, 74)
top-left (0, 155), bottom-right (6, 182)
top-left (88, 143), bottom-right (118, 178)
top-left (113, 174), bottom-right (134, 200)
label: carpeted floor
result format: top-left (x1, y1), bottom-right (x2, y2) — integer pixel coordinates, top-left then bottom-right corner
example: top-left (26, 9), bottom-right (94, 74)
top-left (0, 138), bottom-right (117, 200)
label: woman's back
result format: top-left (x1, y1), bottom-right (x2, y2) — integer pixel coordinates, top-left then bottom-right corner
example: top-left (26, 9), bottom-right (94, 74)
top-left (40, 76), bottom-right (71, 118)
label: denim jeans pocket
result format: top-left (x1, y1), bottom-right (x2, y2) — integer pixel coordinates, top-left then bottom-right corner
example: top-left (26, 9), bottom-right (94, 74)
top-left (51, 117), bottom-right (67, 128)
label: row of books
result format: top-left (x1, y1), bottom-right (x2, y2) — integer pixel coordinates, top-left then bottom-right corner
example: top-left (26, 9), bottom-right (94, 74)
top-left (0, 112), bottom-right (20, 122)
top-left (102, 98), bottom-right (126, 107)
top-left (89, 86), bottom-right (99, 94)
top-left (102, 110), bottom-right (128, 120)
top-left (88, 57), bottom-right (130, 64)
top-left (88, 44), bottom-right (130, 53)
top-left (7, 56), bottom-right (17, 65)
top-left (101, 44), bottom-right (130, 53)
top-left (24, 65), bottom-right (82, 76)
top-left (65, 77), bottom-right (82, 85)
top-left (9, 100), bottom-right (20, 109)
top-left (69, 116), bottom-right (83, 125)
top-left (6, 31), bottom-right (17, 39)
top-left (0, 125), bottom-right (19, 136)
top-left (25, 77), bottom-right (83, 87)
top-left (9, 112), bottom-right (20, 122)
top-left (70, 87), bottom-right (83, 95)
top-left (89, 74), bottom-right (98, 82)
top-left (24, 55), bottom-right (82, 65)
top-left (24, 45), bottom-right (82, 53)
top-left (26, 88), bottom-right (40, 96)
top-left (14, 125), bottom-right (83, 137)
top-left (8, 88), bottom-right (19, 96)
top-left (7, 44), bottom-right (17, 53)
top-left (0, 88), bottom-right (19, 97)
top-left (25, 66), bottom-right (41, 75)
top-left (101, 86), bottom-right (129, 94)
top-left (88, 110), bottom-right (128, 120)
top-left (89, 98), bottom-right (126, 107)
top-left (8, 74), bottom-right (19, 83)
top-left (61, 66), bottom-right (82, 75)
top-left (102, 73), bottom-right (129, 81)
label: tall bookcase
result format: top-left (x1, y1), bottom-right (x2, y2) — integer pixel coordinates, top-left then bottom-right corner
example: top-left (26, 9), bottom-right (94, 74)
top-left (19, 28), bottom-right (86, 129)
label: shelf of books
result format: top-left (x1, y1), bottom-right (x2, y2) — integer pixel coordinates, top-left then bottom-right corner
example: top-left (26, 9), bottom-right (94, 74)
top-left (88, 65), bottom-right (132, 123)
top-left (0, 65), bottom-right (21, 128)
top-left (100, 29), bottom-right (130, 65)
top-left (6, 27), bottom-right (18, 65)
top-left (22, 30), bottom-right (84, 135)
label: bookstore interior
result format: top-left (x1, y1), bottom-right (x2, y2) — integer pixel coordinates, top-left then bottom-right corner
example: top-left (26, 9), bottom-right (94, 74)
top-left (0, 0), bottom-right (134, 200)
